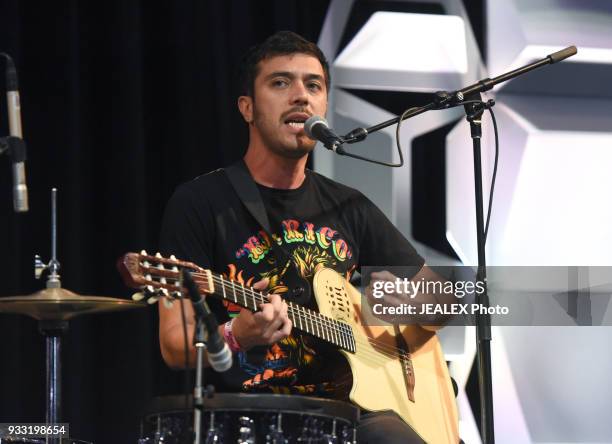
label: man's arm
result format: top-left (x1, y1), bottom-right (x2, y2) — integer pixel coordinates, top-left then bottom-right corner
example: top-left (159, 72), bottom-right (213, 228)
top-left (365, 265), bottom-right (458, 330)
top-left (158, 278), bottom-right (292, 369)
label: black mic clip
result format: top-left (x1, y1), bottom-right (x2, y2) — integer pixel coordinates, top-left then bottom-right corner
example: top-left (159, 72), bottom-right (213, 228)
top-left (342, 127), bottom-right (368, 144)
top-left (433, 90), bottom-right (455, 108)
top-left (432, 90), bottom-right (471, 109)
top-left (0, 135), bottom-right (27, 163)
top-left (193, 316), bottom-right (208, 347)
top-left (465, 99), bottom-right (496, 122)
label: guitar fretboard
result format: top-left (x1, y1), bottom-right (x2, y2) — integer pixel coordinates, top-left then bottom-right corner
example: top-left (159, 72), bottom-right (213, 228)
top-left (202, 272), bottom-right (356, 353)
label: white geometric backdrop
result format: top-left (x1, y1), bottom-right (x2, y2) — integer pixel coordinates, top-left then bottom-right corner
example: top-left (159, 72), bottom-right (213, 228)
top-left (315, 1), bottom-right (612, 442)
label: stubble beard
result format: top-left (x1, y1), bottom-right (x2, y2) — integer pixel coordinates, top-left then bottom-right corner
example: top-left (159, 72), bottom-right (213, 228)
top-left (252, 106), bottom-right (315, 160)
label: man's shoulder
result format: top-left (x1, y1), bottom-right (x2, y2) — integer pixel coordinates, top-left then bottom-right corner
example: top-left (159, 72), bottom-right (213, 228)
top-left (308, 170), bottom-right (366, 199)
top-left (308, 170), bottom-right (375, 210)
top-left (174, 168), bottom-right (229, 197)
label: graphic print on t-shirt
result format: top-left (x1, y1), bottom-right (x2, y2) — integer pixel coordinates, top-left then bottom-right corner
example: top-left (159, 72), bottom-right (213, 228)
top-left (222, 218), bottom-right (356, 395)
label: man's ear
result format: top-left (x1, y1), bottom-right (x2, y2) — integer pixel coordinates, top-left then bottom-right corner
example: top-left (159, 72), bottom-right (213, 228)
top-left (238, 95), bottom-right (253, 123)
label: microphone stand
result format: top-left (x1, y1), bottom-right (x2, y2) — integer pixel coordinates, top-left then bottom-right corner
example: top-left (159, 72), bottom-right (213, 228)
top-left (463, 92), bottom-right (494, 444)
top-left (337, 46), bottom-right (577, 444)
top-left (181, 269), bottom-right (218, 444)
top-left (193, 319), bottom-right (208, 444)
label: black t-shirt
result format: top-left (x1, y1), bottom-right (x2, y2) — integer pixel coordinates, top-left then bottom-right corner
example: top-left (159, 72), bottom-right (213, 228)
top-left (159, 167), bottom-right (424, 394)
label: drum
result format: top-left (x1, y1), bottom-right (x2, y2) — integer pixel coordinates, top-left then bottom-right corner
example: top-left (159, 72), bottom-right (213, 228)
top-left (0, 439), bottom-right (91, 444)
top-left (139, 393), bottom-right (359, 444)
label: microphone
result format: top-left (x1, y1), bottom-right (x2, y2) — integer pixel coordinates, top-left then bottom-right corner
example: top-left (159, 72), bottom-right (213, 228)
top-left (304, 115), bottom-right (345, 153)
top-left (4, 55), bottom-right (28, 212)
top-left (181, 269), bottom-right (233, 372)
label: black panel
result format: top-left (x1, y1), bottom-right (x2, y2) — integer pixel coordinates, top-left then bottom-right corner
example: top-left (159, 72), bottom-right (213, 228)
top-left (461, 0), bottom-right (486, 63)
top-left (500, 62), bottom-right (612, 99)
top-left (342, 88), bottom-right (438, 116)
top-left (412, 119), bottom-right (459, 258)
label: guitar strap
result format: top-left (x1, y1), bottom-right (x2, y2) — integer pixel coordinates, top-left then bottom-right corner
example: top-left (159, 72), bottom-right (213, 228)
top-left (224, 159), bottom-right (310, 304)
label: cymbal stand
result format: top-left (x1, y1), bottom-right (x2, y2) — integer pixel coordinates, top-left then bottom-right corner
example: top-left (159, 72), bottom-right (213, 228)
top-left (34, 188), bottom-right (65, 443)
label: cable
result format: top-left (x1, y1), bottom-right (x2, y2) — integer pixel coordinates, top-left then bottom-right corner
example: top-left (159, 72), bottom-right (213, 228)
top-left (335, 106), bottom-right (420, 167)
top-left (338, 100), bottom-right (487, 167)
top-left (484, 107), bottom-right (499, 244)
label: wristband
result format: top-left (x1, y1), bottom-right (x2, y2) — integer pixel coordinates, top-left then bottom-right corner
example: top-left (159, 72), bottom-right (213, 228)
top-left (223, 318), bottom-right (243, 353)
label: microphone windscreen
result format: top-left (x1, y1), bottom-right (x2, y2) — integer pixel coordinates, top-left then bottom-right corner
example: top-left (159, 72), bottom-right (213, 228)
top-left (304, 115), bottom-right (327, 140)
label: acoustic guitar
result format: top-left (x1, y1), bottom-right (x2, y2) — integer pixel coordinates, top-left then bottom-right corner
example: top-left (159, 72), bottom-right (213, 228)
top-left (118, 251), bottom-right (459, 443)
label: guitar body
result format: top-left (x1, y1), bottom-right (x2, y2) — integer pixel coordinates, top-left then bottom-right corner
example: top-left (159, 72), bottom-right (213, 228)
top-left (313, 268), bottom-right (459, 444)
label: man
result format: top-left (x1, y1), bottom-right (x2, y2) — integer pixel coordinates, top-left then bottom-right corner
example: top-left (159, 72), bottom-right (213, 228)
top-left (159, 31), bottom-right (430, 443)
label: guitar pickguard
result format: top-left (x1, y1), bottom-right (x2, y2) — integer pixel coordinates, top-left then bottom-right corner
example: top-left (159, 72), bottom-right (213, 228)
top-left (313, 274), bottom-right (353, 325)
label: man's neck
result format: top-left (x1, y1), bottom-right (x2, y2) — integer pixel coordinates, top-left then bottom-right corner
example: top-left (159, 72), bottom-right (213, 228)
top-left (243, 146), bottom-right (308, 190)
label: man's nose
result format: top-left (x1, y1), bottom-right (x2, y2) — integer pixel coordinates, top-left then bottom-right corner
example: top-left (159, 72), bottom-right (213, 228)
top-left (290, 81), bottom-right (309, 105)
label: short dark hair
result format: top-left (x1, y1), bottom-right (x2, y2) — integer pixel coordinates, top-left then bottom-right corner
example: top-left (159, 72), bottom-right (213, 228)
top-left (238, 31), bottom-right (331, 97)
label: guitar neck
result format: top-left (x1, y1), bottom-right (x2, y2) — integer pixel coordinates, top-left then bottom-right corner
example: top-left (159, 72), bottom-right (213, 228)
top-left (197, 271), bottom-right (355, 353)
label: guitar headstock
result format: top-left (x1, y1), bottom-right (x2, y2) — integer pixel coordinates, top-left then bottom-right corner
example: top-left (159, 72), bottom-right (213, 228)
top-left (117, 251), bottom-right (213, 307)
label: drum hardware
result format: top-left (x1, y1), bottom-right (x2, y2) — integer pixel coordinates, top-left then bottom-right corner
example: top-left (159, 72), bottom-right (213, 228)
top-left (0, 188), bottom-right (146, 444)
top-left (265, 412), bottom-right (286, 444)
top-left (204, 411), bottom-right (220, 444)
top-left (0, 439), bottom-right (92, 443)
top-left (237, 416), bottom-right (255, 444)
top-left (140, 394), bottom-right (359, 444)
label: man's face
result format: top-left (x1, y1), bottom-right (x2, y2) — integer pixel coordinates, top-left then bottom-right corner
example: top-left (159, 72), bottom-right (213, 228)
top-left (240, 53), bottom-right (328, 159)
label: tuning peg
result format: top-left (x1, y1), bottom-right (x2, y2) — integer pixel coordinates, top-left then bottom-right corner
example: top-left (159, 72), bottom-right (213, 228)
top-left (155, 252), bottom-right (163, 258)
top-left (147, 297), bottom-right (159, 305)
top-left (172, 291), bottom-right (182, 299)
top-left (140, 249), bottom-right (148, 256)
top-left (132, 292), bottom-right (145, 302)
top-left (147, 294), bottom-right (160, 304)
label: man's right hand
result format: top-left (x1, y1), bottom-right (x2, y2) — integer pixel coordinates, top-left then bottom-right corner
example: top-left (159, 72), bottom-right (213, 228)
top-left (231, 278), bottom-right (293, 350)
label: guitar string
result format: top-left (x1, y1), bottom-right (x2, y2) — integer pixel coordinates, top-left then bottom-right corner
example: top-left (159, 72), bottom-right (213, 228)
top-left (150, 270), bottom-right (414, 362)
top-left (210, 275), bottom-right (351, 341)
top-left (143, 270), bottom-right (413, 362)
top-left (201, 274), bottom-right (414, 362)
top-left (203, 274), bottom-right (412, 361)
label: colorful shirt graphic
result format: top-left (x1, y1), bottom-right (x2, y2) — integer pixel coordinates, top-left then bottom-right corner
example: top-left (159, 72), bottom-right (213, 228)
top-left (224, 220), bottom-right (355, 394)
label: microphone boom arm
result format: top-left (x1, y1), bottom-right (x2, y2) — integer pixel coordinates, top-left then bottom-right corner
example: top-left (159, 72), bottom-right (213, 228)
top-left (341, 46), bottom-right (577, 143)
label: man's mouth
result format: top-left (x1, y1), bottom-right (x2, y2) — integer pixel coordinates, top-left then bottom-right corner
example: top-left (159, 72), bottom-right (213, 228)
top-left (287, 120), bottom-right (305, 129)
top-left (283, 113), bottom-right (311, 130)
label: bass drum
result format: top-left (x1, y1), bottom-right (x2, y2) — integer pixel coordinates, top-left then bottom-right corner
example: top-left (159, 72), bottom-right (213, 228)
top-left (140, 393), bottom-right (359, 444)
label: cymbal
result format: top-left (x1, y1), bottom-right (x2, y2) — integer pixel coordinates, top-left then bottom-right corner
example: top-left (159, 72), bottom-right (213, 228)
top-left (0, 287), bottom-right (146, 321)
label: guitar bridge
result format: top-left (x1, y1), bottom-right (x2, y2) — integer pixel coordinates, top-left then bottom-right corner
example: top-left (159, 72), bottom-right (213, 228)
top-left (395, 326), bottom-right (416, 403)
